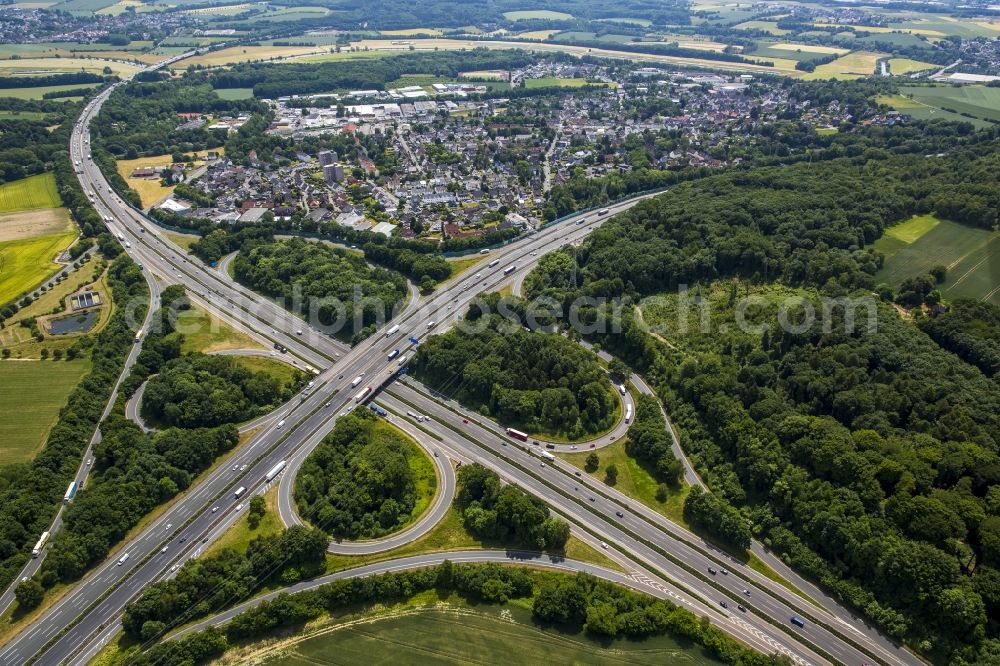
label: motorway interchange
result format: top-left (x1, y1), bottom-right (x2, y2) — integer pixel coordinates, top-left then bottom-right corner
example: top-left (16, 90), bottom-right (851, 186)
top-left (0, 58), bottom-right (923, 666)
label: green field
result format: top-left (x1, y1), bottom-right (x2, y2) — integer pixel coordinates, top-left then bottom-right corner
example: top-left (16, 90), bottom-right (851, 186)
top-left (875, 215), bottom-right (1000, 305)
top-left (559, 438), bottom-right (689, 527)
top-left (0, 82), bottom-right (99, 100)
top-left (0, 359), bottom-right (90, 466)
top-left (900, 85), bottom-right (1000, 123)
top-left (553, 30), bottom-right (636, 43)
top-left (213, 87), bottom-right (254, 100)
top-left (0, 111), bottom-right (50, 121)
top-left (503, 9), bottom-right (573, 20)
top-left (524, 76), bottom-right (594, 88)
top-left (230, 354), bottom-right (302, 389)
top-left (266, 604), bottom-right (723, 666)
top-left (0, 173), bottom-right (61, 213)
top-left (175, 304), bottom-right (262, 354)
top-left (875, 93), bottom-right (992, 129)
top-left (0, 232), bottom-right (78, 304)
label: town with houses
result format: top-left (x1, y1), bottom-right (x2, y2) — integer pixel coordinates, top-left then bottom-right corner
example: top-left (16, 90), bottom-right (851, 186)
top-left (150, 58), bottom-right (905, 242)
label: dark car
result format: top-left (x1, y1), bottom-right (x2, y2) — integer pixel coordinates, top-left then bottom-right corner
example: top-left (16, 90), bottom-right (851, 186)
top-left (615, 511), bottom-right (624, 518)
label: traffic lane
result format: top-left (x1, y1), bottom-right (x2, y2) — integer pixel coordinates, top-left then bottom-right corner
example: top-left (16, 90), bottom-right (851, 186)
top-left (375, 392), bottom-right (828, 666)
top-left (384, 385), bottom-right (889, 666)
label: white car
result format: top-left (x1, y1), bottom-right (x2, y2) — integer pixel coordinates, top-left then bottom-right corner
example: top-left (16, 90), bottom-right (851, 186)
top-left (601, 542), bottom-right (609, 549)
top-left (211, 506), bottom-right (219, 513)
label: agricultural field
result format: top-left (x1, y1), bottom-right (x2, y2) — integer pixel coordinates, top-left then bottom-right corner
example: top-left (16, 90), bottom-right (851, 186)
top-left (0, 83), bottom-right (99, 100)
top-left (750, 43), bottom-right (846, 62)
top-left (182, 2), bottom-right (252, 16)
top-left (0, 359), bottom-right (91, 466)
top-left (262, 604), bottom-right (724, 666)
top-left (595, 17), bottom-right (652, 27)
top-left (732, 20), bottom-right (792, 36)
top-left (803, 51), bottom-right (882, 80)
top-left (516, 29), bottom-right (561, 40)
top-left (50, 0), bottom-right (118, 14)
top-left (0, 173), bottom-right (61, 213)
top-left (0, 111), bottom-right (50, 121)
top-left (899, 85), bottom-right (1000, 123)
top-left (888, 57), bottom-right (937, 74)
top-left (553, 31), bottom-right (636, 44)
top-left (897, 16), bottom-right (1000, 39)
top-left (874, 215), bottom-right (1000, 305)
top-left (502, 9), bottom-right (573, 21)
top-left (380, 27), bottom-right (444, 36)
top-left (340, 38), bottom-right (799, 75)
top-left (524, 77), bottom-right (595, 88)
top-left (0, 57), bottom-right (139, 77)
top-left (213, 87), bottom-right (254, 100)
top-left (174, 43), bottom-right (328, 68)
top-left (812, 22), bottom-right (947, 38)
top-left (0, 230), bottom-right (78, 305)
top-left (874, 93), bottom-right (992, 129)
top-left (646, 34), bottom-right (732, 52)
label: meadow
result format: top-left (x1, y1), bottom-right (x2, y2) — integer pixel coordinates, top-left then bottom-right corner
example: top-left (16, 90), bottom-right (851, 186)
top-left (0, 83), bottom-right (99, 100)
top-left (502, 9), bottom-right (573, 20)
top-left (0, 359), bottom-right (91, 466)
top-left (874, 93), bottom-right (993, 129)
top-left (0, 173), bottom-right (61, 213)
top-left (803, 51), bottom-right (882, 80)
top-left (875, 215), bottom-right (1000, 305)
top-left (899, 85), bottom-right (1000, 123)
top-left (0, 57), bottom-right (139, 77)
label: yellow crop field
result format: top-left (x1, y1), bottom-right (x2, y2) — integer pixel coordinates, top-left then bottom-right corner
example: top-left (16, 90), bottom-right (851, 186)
top-left (0, 57), bottom-right (139, 77)
top-left (0, 173), bottom-right (61, 213)
top-left (888, 57), bottom-right (937, 74)
top-left (174, 44), bottom-right (328, 68)
top-left (804, 51), bottom-right (882, 80)
top-left (0, 231), bottom-right (77, 304)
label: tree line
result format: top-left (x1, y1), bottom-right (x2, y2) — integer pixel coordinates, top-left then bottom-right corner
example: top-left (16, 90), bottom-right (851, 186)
top-left (294, 409), bottom-right (425, 540)
top-left (410, 312), bottom-right (618, 439)
top-left (1, 257), bottom-right (147, 596)
top-left (123, 525), bottom-right (328, 641)
top-left (131, 560), bottom-right (791, 666)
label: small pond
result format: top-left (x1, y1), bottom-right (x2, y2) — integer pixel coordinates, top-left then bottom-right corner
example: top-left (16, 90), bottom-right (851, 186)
top-left (49, 310), bottom-right (98, 335)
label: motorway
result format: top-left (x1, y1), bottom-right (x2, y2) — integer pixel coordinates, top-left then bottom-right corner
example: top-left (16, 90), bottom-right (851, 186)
top-left (0, 57), bottom-right (921, 666)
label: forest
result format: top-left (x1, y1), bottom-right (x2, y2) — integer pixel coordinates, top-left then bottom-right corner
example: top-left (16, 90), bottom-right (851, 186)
top-left (232, 237), bottom-right (408, 343)
top-left (918, 300), bottom-right (1000, 378)
top-left (294, 410), bottom-right (426, 540)
top-left (455, 464), bottom-right (570, 551)
top-left (122, 525), bottom-right (328, 641)
top-left (141, 354), bottom-right (296, 428)
top-left (0, 257), bottom-right (147, 595)
top-left (409, 314), bottom-right (617, 439)
top-left (522, 141), bottom-right (1000, 663)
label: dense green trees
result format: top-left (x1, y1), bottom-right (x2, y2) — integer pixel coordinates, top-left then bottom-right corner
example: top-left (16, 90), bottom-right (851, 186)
top-left (410, 317), bottom-right (617, 438)
top-left (122, 525), bottom-right (328, 640)
top-left (233, 237), bottom-right (407, 343)
top-left (0, 256), bottom-right (146, 592)
top-left (918, 299), bottom-right (1000, 377)
top-left (523, 136), bottom-right (1000, 660)
top-left (625, 394), bottom-right (684, 487)
top-left (294, 410), bottom-right (424, 540)
top-left (41, 419), bottom-right (239, 584)
top-left (141, 354), bottom-right (293, 428)
top-left (455, 464), bottom-right (570, 551)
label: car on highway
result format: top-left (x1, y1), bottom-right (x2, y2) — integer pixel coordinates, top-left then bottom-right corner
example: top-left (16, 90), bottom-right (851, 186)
top-left (720, 568), bottom-right (728, 575)
top-left (574, 471), bottom-right (581, 476)
top-left (720, 600), bottom-right (728, 608)
top-left (708, 567), bottom-right (717, 575)
top-left (600, 541), bottom-right (608, 549)
top-left (738, 604), bottom-right (746, 613)
top-left (615, 511), bottom-right (624, 518)
top-left (211, 506), bottom-right (219, 513)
